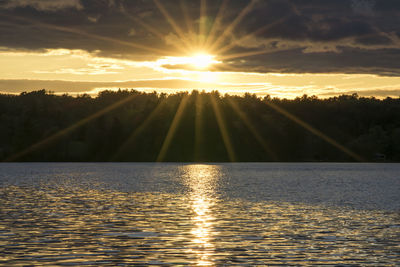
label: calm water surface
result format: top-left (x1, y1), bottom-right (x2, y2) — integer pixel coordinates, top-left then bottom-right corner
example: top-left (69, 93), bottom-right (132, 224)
top-left (0, 163), bottom-right (399, 266)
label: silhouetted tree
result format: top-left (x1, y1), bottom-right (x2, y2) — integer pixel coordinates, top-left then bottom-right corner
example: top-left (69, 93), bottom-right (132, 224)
top-left (0, 89), bottom-right (399, 162)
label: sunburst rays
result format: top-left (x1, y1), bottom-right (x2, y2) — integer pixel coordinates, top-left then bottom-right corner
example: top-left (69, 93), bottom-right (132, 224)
top-left (227, 97), bottom-right (278, 161)
top-left (180, 0), bottom-right (192, 31)
top-left (207, 0), bottom-right (258, 54)
top-left (111, 99), bottom-right (168, 161)
top-left (194, 92), bottom-right (205, 161)
top-left (146, 1), bottom-right (361, 162)
top-left (153, 0), bottom-right (193, 50)
top-left (4, 14), bottom-right (170, 56)
top-left (4, 93), bottom-right (140, 162)
top-left (203, 0), bottom-right (230, 50)
top-left (4, 0), bottom-right (363, 163)
top-left (209, 94), bottom-right (236, 162)
top-left (121, 9), bottom-right (191, 54)
top-left (156, 95), bottom-right (190, 162)
top-left (264, 101), bottom-right (364, 162)
top-left (199, 0), bottom-right (208, 47)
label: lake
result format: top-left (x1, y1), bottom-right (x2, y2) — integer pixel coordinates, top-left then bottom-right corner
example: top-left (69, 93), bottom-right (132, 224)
top-left (0, 163), bottom-right (399, 265)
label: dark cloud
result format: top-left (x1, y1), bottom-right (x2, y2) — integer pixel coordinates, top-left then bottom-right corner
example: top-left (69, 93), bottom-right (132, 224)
top-left (355, 34), bottom-right (393, 46)
top-left (2, 0), bottom-right (83, 11)
top-left (216, 47), bottom-right (400, 76)
top-left (321, 89), bottom-right (400, 98)
top-left (0, 0), bottom-right (399, 75)
top-left (351, 0), bottom-right (376, 16)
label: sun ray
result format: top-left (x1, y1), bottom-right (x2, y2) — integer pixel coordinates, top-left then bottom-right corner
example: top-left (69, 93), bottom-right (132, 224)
top-left (153, 0), bottom-right (192, 50)
top-left (198, 0), bottom-right (207, 47)
top-left (209, 94), bottom-right (236, 162)
top-left (215, 16), bottom-right (288, 55)
top-left (208, 0), bottom-right (258, 53)
top-left (265, 101), bottom-right (364, 161)
top-left (156, 95), bottom-right (190, 162)
top-left (4, 14), bottom-right (171, 56)
top-left (219, 47), bottom-right (291, 61)
top-left (4, 93), bottom-right (140, 162)
top-left (111, 99), bottom-right (167, 161)
top-left (203, 0), bottom-right (230, 50)
top-left (227, 98), bottom-right (278, 161)
top-left (180, 0), bottom-right (195, 39)
top-left (121, 9), bottom-right (191, 54)
top-left (194, 92), bottom-right (205, 161)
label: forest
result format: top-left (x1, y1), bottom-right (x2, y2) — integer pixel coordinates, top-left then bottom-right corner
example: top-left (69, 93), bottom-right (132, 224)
top-left (0, 89), bottom-right (399, 162)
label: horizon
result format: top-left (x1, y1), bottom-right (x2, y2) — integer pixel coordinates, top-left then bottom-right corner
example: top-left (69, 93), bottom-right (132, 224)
top-left (2, 88), bottom-right (399, 100)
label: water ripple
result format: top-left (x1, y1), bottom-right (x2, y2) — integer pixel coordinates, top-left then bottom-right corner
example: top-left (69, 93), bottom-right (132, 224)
top-left (0, 163), bottom-right (399, 265)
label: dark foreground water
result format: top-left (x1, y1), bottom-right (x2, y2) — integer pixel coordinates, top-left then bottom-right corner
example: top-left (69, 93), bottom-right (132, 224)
top-left (0, 163), bottom-right (399, 266)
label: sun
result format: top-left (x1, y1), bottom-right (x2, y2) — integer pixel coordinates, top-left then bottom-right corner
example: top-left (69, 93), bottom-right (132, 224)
top-left (188, 53), bottom-right (217, 69)
top-left (155, 52), bottom-right (220, 70)
top-left (153, 52), bottom-right (221, 82)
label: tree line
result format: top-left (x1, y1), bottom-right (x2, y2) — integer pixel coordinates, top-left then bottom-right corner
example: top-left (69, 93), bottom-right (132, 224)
top-left (0, 89), bottom-right (399, 162)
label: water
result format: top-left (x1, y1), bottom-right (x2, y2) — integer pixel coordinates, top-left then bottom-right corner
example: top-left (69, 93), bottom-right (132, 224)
top-left (0, 163), bottom-right (399, 266)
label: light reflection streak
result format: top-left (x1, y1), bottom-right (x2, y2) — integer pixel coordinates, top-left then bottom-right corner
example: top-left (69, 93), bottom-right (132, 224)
top-left (1, 164), bottom-right (399, 265)
top-left (182, 164), bottom-right (220, 266)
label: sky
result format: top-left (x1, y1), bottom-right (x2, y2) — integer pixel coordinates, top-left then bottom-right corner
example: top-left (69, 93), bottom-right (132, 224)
top-left (0, 0), bottom-right (399, 98)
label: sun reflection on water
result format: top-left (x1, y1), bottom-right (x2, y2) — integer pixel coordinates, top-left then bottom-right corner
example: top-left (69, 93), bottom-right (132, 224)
top-left (1, 164), bottom-right (399, 265)
top-left (182, 164), bottom-right (221, 266)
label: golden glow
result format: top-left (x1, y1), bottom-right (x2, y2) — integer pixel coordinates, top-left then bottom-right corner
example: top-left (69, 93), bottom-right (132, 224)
top-left (1, 3), bottom-right (399, 99)
top-left (1, 48), bottom-right (400, 98)
top-left (182, 164), bottom-right (220, 266)
top-left (3, 182), bottom-right (398, 265)
top-left (190, 54), bottom-right (216, 69)
top-left (196, 71), bottom-right (219, 83)
top-left (156, 53), bottom-right (220, 70)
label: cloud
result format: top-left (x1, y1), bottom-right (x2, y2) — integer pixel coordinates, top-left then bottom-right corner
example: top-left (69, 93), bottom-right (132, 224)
top-left (0, 78), bottom-right (243, 94)
top-left (33, 63), bottom-right (124, 75)
top-left (0, 0), bottom-right (399, 76)
top-left (351, 0), bottom-right (376, 16)
top-left (321, 89), bottom-right (400, 98)
top-left (3, 0), bottom-right (83, 11)
top-left (87, 15), bottom-right (101, 23)
top-left (128, 28), bottom-right (137, 37)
